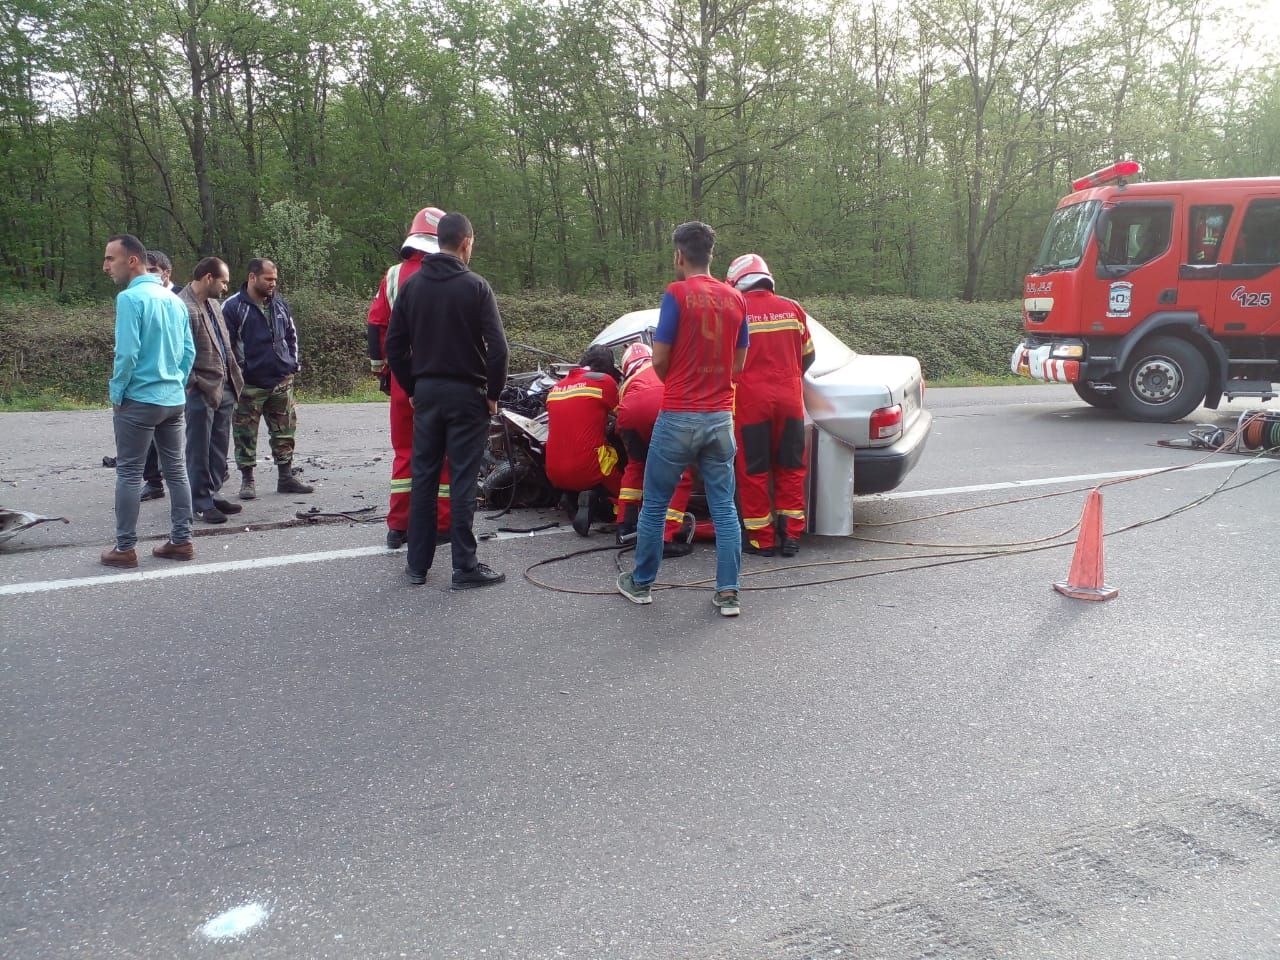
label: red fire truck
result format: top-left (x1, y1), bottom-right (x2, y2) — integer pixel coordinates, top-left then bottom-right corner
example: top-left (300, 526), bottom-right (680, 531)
top-left (1011, 162), bottom-right (1280, 421)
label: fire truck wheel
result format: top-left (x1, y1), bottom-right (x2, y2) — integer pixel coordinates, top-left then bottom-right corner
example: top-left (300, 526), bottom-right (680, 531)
top-left (1072, 381), bottom-right (1118, 409)
top-left (1116, 335), bottom-right (1208, 423)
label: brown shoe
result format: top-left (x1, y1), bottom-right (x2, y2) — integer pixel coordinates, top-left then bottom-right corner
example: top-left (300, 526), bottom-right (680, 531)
top-left (152, 540), bottom-right (195, 561)
top-left (100, 546), bottom-right (138, 568)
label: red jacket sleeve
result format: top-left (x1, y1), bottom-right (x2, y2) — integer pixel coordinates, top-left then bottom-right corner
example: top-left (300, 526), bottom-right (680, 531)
top-left (366, 273), bottom-right (390, 361)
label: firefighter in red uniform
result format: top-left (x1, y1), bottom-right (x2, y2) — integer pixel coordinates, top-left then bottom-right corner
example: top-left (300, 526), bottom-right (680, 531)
top-left (725, 253), bottom-right (815, 557)
top-left (614, 342), bottom-right (696, 555)
top-left (545, 345), bottom-right (623, 536)
top-left (367, 206), bottom-right (451, 550)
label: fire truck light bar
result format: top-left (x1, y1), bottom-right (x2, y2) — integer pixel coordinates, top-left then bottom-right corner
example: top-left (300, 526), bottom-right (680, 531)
top-left (1071, 161), bottom-right (1143, 192)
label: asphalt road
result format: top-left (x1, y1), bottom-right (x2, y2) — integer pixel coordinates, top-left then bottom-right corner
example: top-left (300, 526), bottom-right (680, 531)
top-left (3, 387), bottom-right (1280, 959)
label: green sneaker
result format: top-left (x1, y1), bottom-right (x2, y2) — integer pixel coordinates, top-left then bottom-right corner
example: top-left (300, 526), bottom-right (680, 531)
top-left (617, 571), bottom-right (652, 605)
top-left (712, 590), bottom-right (741, 617)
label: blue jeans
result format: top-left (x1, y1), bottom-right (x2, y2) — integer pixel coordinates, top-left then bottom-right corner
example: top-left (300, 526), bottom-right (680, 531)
top-left (632, 411), bottom-right (741, 592)
top-left (113, 399), bottom-right (192, 550)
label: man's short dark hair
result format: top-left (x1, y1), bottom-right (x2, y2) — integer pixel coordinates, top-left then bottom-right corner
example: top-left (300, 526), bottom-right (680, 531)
top-left (438, 213), bottom-right (474, 251)
top-left (109, 234), bottom-right (147, 262)
top-left (672, 221), bottom-right (716, 268)
top-left (580, 345), bottom-right (619, 379)
top-left (247, 258), bottom-right (269, 276)
top-left (193, 256), bottom-right (226, 281)
top-left (146, 249), bottom-right (172, 272)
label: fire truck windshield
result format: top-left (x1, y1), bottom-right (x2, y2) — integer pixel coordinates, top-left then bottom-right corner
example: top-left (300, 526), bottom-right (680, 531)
top-left (1031, 200), bottom-right (1100, 273)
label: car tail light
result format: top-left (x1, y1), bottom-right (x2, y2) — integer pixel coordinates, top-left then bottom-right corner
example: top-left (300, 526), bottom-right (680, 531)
top-left (870, 404), bottom-right (903, 439)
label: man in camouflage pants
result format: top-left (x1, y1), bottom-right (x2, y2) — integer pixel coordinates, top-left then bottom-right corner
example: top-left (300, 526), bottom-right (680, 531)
top-left (222, 258), bottom-right (314, 498)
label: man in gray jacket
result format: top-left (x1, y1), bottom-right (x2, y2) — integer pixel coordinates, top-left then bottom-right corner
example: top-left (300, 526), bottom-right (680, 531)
top-left (179, 257), bottom-right (245, 523)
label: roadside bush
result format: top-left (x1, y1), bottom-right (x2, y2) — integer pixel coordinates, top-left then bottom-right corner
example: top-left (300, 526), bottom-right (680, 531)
top-left (0, 291), bottom-right (1022, 406)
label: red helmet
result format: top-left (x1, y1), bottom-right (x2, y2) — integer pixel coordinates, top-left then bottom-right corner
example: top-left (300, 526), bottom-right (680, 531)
top-left (621, 342), bottom-right (653, 379)
top-left (402, 206), bottom-right (445, 256)
top-left (726, 252), bottom-right (773, 291)
top-left (409, 206), bottom-right (445, 237)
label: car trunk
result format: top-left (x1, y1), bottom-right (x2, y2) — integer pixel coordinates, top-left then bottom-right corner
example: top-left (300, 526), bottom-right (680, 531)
top-left (803, 318), bottom-right (924, 448)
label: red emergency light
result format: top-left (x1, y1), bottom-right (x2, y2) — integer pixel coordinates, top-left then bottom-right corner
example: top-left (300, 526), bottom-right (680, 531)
top-left (1071, 161), bottom-right (1143, 192)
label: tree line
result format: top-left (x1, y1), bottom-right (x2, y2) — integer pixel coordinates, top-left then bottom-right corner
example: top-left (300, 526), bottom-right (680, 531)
top-left (3, 0), bottom-right (1277, 303)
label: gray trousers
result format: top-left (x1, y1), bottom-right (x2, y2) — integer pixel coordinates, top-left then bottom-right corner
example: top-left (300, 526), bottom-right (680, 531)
top-left (113, 400), bottom-right (192, 550)
top-left (186, 387), bottom-right (234, 512)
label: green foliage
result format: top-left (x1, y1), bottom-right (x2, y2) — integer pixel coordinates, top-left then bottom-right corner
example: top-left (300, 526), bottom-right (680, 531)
top-left (256, 201), bottom-right (342, 287)
top-left (3, 0), bottom-right (1278, 301)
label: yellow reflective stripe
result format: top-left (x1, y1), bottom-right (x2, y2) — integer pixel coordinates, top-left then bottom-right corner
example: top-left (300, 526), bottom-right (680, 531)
top-left (390, 478), bottom-right (413, 492)
top-left (777, 509), bottom-right (805, 519)
top-left (619, 488), bottom-right (643, 501)
top-left (597, 444), bottom-right (618, 476)
top-left (438, 484), bottom-right (450, 495)
top-left (548, 385), bottom-right (604, 401)
top-left (665, 509), bottom-right (685, 522)
top-left (747, 318), bottom-right (804, 334)
top-left (742, 514), bottom-right (773, 529)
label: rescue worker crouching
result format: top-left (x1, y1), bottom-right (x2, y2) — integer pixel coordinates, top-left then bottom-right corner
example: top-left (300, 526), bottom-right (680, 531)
top-left (614, 342), bottom-right (697, 557)
top-left (725, 253), bottom-right (815, 557)
top-left (367, 206), bottom-right (452, 550)
top-left (545, 345), bottom-right (624, 536)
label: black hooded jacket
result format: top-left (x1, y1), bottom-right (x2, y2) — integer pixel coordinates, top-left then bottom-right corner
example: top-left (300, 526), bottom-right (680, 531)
top-left (384, 253), bottom-right (509, 401)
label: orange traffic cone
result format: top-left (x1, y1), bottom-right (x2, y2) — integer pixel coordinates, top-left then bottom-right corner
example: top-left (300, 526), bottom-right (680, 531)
top-left (1053, 489), bottom-right (1118, 601)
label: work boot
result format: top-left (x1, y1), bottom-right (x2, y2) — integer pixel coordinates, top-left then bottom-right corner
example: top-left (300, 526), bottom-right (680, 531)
top-left (572, 490), bottom-right (595, 537)
top-left (452, 563), bottom-right (505, 590)
top-left (743, 541), bottom-right (776, 558)
top-left (212, 498), bottom-right (242, 515)
top-left (387, 529), bottom-right (406, 550)
top-left (779, 536), bottom-right (800, 558)
top-left (100, 546), bottom-right (138, 568)
top-left (152, 540), bottom-right (194, 561)
top-left (139, 484), bottom-right (165, 502)
top-left (198, 507), bottom-right (228, 524)
top-left (238, 468), bottom-right (256, 500)
top-left (277, 463), bottom-right (314, 494)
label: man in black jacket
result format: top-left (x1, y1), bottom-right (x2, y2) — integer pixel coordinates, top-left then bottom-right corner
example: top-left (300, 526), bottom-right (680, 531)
top-left (385, 213), bottom-right (509, 589)
top-left (223, 258), bottom-right (314, 499)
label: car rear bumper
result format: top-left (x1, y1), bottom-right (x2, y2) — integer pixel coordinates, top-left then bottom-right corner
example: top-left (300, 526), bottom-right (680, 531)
top-left (853, 409), bottom-right (932, 495)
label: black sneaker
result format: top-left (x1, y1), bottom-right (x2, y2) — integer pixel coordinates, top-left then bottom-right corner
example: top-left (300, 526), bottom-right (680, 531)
top-left (452, 563), bottom-right (505, 589)
top-left (406, 566), bottom-right (428, 585)
top-left (387, 529), bottom-right (406, 550)
top-left (198, 507), bottom-right (228, 524)
top-left (212, 498), bottom-right (243, 515)
top-left (572, 491), bottom-right (594, 537)
top-left (139, 484), bottom-right (165, 501)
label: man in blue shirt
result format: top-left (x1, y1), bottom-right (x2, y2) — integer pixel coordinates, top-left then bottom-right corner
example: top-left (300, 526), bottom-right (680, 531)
top-left (101, 233), bottom-right (197, 568)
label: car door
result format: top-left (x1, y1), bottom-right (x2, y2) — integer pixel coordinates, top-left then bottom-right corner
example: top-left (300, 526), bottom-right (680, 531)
top-left (1215, 196), bottom-right (1280, 337)
top-left (1083, 200), bottom-right (1178, 335)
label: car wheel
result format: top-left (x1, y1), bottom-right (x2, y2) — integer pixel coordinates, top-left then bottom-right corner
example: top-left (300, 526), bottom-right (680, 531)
top-left (1116, 336), bottom-right (1208, 423)
top-left (1072, 380), bottom-right (1118, 409)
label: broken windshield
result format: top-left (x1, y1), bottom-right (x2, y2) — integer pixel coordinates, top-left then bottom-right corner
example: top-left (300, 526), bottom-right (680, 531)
top-left (1031, 200), bottom-right (1100, 273)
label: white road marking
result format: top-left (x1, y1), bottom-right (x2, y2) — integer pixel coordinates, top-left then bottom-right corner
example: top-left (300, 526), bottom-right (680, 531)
top-left (856, 457), bottom-right (1272, 502)
top-left (198, 902), bottom-right (270, 940)
top-left (0, 525), bottom-right (572, 597)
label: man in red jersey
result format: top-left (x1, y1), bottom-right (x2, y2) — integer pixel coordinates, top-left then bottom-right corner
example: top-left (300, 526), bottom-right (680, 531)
top-left (616, 221), bottom-right (748, 617)
top-left (725, 252), bottom-right (815, 557)
top-left (545, 345), bottom-right (622, 536)
top-left (367, 206), bottom-right (451, 550)
top-left (613, 342), bottom-right (696, 556)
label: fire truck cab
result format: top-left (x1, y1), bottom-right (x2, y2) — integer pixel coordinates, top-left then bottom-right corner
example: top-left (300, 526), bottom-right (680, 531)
top-left (1011, 162), bottom-right (1280, 421)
